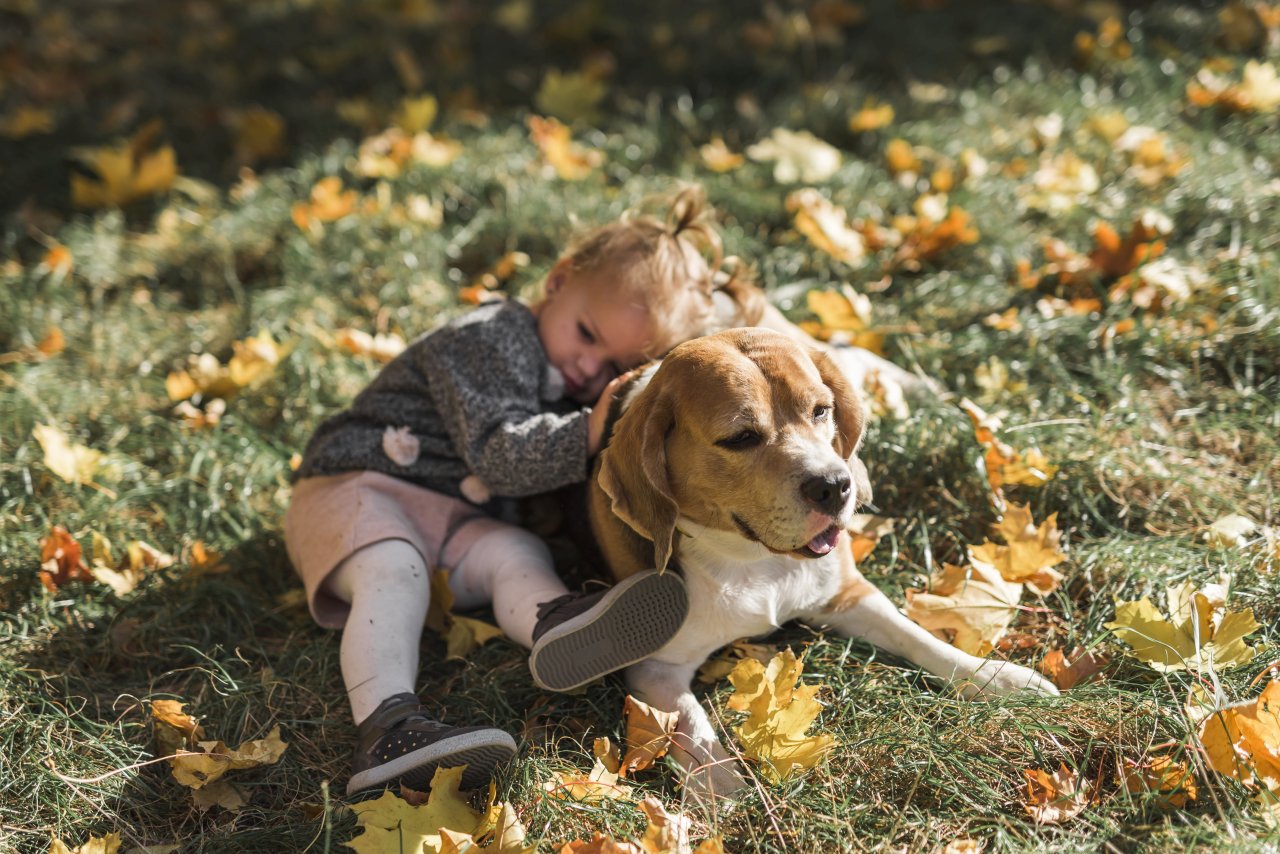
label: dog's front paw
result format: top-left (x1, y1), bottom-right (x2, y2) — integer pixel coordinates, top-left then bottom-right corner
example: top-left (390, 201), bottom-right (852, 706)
top-left (957, 660), bottom-right (1060, 700)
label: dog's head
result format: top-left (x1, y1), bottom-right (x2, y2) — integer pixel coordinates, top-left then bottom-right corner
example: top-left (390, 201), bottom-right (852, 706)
top-left (598, 328), bottom-right (872, 573)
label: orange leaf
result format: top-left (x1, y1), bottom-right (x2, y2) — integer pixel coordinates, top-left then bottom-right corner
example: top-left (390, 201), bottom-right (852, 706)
top-left (39, 525), bottom-right (91, 592)
top-left (1039, 646), bottom-right (1108, 690)
top-left (620, 696), bottom-right (678, 775)
top-left (1023, 763), bottom-right (1092, 824)
top-left (1122, 754), bottom-right (1198, 809)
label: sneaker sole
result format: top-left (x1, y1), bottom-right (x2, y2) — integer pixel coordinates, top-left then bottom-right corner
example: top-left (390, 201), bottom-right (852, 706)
top-left (528, 570), bottom-right (688, 692)
top-left (346, 729), bottom-right (517, 795)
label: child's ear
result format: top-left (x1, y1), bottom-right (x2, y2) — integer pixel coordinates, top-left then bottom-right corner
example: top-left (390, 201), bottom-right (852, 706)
top-left (545, 259), bottom-right (571, 296)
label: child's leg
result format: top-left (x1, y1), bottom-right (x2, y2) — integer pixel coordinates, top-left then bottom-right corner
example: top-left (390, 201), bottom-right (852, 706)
top-left (325, 538), bottom-right (516, 794)
top-left (325, 539), bottom-right (430, 725)
top-left (450, 525), bottom-right (689, 691)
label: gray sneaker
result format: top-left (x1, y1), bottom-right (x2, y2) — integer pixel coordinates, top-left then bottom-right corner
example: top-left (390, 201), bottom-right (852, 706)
top-left (346, 693), bottom-right (517, 795)
top-left (527, 569), bottom-right (688, 692)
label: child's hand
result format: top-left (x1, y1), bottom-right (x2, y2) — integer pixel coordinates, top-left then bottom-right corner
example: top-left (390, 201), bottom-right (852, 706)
top-left (587, 370), bottom-right (636, 457)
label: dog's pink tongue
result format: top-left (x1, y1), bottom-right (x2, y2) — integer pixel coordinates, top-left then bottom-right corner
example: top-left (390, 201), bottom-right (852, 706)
top-left (807, 526), bottom-right (840, 555)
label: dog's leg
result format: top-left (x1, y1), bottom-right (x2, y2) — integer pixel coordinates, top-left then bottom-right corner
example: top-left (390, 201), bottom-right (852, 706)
top-left (625, 659), bottom-right (748, 799)
top-left (814, 589), bottom-right (1059, 699)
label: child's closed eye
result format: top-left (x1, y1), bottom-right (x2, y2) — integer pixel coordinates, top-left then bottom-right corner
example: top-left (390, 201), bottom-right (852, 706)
top-left (577, 322), bottom-right (596, 344)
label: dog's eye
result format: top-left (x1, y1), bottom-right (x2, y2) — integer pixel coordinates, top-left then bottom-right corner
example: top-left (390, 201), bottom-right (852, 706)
top-left (716, 430), bottom-right (762, 450)
top-left (813, 405), bottom-right (830, 422)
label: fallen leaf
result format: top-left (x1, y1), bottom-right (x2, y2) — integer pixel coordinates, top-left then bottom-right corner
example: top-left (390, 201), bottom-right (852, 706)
top-left (535, 69), bottom-right (607, 124)
top-left (1023, 764), bottom-right (1092, 824)
top-left (169, 725), bottom-right (288, 789)
top-left (394, 95), bottom-right (439, 134)
top-left (335, 328), bottom-right (407, 362)
top-left (959, 399), bottom-right (1059, 494)
top-left (427, 570), bottom-right (506, 659)
top-left (848, 514), bottom-right (895, 563)
top-left (192, 779), bottom-right (249, 812)
top-left (543, 757), bottom-right (633, 802)
top-left (746, 128), bottom-right (842, 183)
top-left (621, 695), bottom-right (678, 775)
top-left (292, 176), bottom-right (358, 231)
top-left (38, 525), bottom-right (91, 592)
top-left (786, 189), bottom-right (867, 267)
top-left (727, 649), bottom-right (836, 783)
top-left (1105, 575), bottom-right (1260, 672)
top-left (1203, 513), bottom-right (1259, 549)
top-left (49, 833), bottom-right (121, 854)
top-left (1089, 214), bottom-right (1168, 279)
top-left (638, 797), bottom-right (692, 854)
top-left (968, 503), bottom-right (1066, 596)
top-left (557, 834), bottom-right (643, 853)
top-left (889, 206), bottom-right (979, 272)
top-left (1075, 16), bottom-right (1132, 65)
top-left (1122, 754), bottom-right (1198, 809)
top-left (848, 100), bottom-right (894, 133)
top-left (699, 137), bottom-right (744, 172)
top-left (152, 699), bottom-right (205, 757)
top-left (1039, 646), bottom-right (1108, 690)
top-left (41, 243), bottom-right (74, 277)
top-left (1187, 60), bottom-right (1280, 113)
top-left (70, 120), bottom-right (177, 208)
top-left (33, 424), bottom-right (106, 486)
top-left (697, 640), bottom-right (779, 684)
top-left (905, 562), bottom-right (1024, 656)
top-left (1022, 151), bottom-right (1099, 214)
top-left (1197, 680), bottom-right (1280, 795)
top-left (347, 767), bottom-right (489, 854)
top-left (166, 330), bottom-right (286, 404)
top-left (527, 115), bottom-right (603, 180)
top-left (0, 105), bottom-right (56, 139)
top-left (88, 532), bottom-right (172, 596)
top-left (884, 138), bottom-right (920, 177)
top-left (1114, 125), bottom-right (1188, 186)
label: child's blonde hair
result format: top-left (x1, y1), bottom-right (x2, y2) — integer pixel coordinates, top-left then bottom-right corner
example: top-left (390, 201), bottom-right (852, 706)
top-left (558, 185), bottom-right (764, 358)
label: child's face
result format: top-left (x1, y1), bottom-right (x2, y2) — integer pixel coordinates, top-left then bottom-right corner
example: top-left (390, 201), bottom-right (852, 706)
top-left (537, 269), bottom-right (653, 404)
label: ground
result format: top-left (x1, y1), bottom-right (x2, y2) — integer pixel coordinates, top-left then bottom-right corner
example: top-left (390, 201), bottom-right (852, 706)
top-left (1, 1), bottom-right (1278, 852)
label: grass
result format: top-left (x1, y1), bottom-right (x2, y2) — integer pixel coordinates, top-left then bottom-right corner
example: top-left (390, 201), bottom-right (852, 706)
top-left (2, 0), bottom-right (1279, 851)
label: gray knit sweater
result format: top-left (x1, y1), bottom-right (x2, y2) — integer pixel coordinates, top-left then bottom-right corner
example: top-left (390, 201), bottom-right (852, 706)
top-left (295, 300), bottom-right (587, 499)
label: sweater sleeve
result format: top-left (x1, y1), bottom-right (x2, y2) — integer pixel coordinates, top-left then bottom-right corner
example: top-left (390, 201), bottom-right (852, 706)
top-left (416, 312), bottom-right (589, 497)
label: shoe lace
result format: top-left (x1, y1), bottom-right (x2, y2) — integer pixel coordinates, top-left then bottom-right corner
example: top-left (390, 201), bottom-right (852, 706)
top-left (535, 592), bottom-right (580, 622)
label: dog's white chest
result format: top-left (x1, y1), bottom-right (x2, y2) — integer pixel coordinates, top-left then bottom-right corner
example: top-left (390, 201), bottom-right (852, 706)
top-left (652, 523), bottom-right (842, 664)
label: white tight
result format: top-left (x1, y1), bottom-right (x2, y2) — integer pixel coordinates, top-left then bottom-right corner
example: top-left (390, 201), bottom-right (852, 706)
top-left (325, 526), bottom-right (568, 725)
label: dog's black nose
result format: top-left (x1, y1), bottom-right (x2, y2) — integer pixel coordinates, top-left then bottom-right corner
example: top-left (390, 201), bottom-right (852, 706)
top-left (800, 472), bottom-right (852, 514)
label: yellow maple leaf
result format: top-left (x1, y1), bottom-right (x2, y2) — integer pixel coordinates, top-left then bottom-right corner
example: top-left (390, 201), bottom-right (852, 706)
top-left (534, 69), bottom-right (607, 124)
top-left (348, 767), bottom-right (488, 854)
top-left (1197, 680), bottom-right (1280, 796)
top-left (70, 121), bottom-right (177, 208)
top-left (1121, 754), bottom-right (1198, 809)
top-left (438, 800), bottom-right (532, 854)
top-left (746, 128), bottom-right (842, 183)
top-left (905, 562), bottom-right (1024, 656)
top-left (527, 115), bottom-right (603, 180)
top-left (1105, 575), bottom-right (1259, 672)
top-left (33, 424), bottom-right (108, 486)
top-left (968, 503), bottom-right (1066, 596)
top-left (621, 695), bottom-right (678, 775)
top-left (726, 649), bottom-right (836, 783)
top-left (1023, 763), bottom-right (1092, 824)
top-left (49, 832), bottom-right (122, 854)
top-left (786, 188), bottom-right (868, 267)
top-left (169, 725), bottom-right (288, 789)
top-left (427, 570), bottom-right (506, 659)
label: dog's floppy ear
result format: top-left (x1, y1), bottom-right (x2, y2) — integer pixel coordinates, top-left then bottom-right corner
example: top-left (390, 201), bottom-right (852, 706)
top-left (598, 387), bottom-right (678, 573)
top-left (810, 348), bottom-right (866, 461)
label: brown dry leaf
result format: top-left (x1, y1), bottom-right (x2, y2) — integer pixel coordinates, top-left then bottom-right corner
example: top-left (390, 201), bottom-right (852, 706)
top-left (621, 695), bottom-right (678, 775)
top-left (335, 328), bottom-right (407, 363)
top-left (1187, 60), bottom-right (1280, 113)
top-left (968, 503), bottom-right (1067, 596)
top-left (848, 514), bottom-right (895, 563)
top-left (1121, 754), bottom-right (1198, 809)
top-left (1023, 764), bottom-right (1092, 824)
top-left (152, 699), bottom-right (205, 757)
top-left (594, 736), bottom-right (622, 774)
top-left (1039, 646), bottom-right (1108, 690)
top-left (1197, 680), bottom-right (1280, 796)
top-left (291, 176), bottom-right (358, 232)
top-left (166, 330), bottom-right (286, 405)
top-left (697, 639), bottom-right (779, 684)
top-left (557, 834), bottom-right (643, 854)
top-left (727, 649), bottom-right (836, 783)
top-left (699, 137), bottom-right (744, 172)
top-left (188, 540), bottom-right (231, 576)
top-left (1105, 575), bottom-right (1260, 672)
top-left (38, 525), bottom-right (91, 592)
top-left (88, 533), bottom-right (173, 596)
top-left (427, 570), bottom-right (506, 659)
top-left (638, 797), bottom-right (692, 854)
top-left (528, 115), bottom-right (603, 180)
top-left (191, 779), bottom-right (249, 812)
top-left (940, 839), bottom-right (982, 854)
top-left (543, 757), bottom-right (633, 802)
top-left (848, 100), bottom-right (894, 133)
top-left (1089, 215), bottom-right (1168, 279)
top-left (169, 725), bottom-right (288, 789)
top-left (889, 207), bottom-right (979, 272)
top-left (48, 833), bottom-right (122, 854)
top-left (438, 800), bottom-right (533, 854)
top-left (70, 120), bottom-right (177, 208)
top-left (904, 562), bottom-right (1024, 656)
top-left (786, 188), bottom-right (867, 267)
top-left (1112, 256), bottom-right (1209, 310)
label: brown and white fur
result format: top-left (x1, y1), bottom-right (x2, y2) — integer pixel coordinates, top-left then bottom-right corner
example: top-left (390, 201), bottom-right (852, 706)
top-left (589, 328), bottom-right (1058, 799)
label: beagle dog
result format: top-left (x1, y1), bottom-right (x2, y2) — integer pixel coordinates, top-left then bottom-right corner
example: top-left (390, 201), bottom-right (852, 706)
top-left (589, 328), bottom-right (1058, 798)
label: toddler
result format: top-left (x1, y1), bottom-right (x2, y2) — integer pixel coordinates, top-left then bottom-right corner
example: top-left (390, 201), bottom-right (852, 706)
top-left (284, 187), bottom-right (763, 795)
